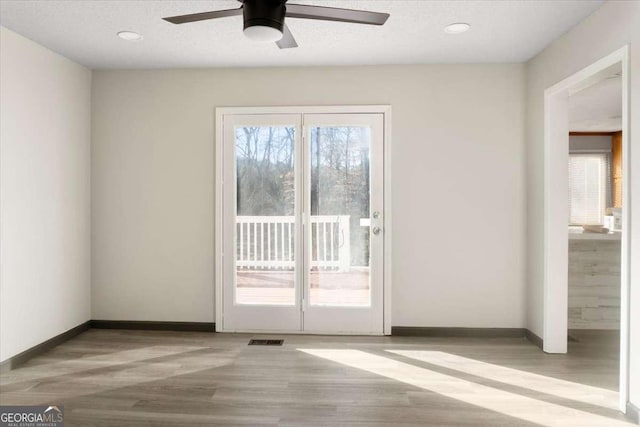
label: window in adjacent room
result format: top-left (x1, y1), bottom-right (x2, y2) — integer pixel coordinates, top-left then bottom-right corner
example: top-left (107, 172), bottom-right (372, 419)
top-left (568, 153), bottom-right (610, 225)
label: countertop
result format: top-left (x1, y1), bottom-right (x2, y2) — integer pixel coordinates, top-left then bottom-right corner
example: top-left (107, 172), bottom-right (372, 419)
top-left (568, 226), bottom-right (622, 241)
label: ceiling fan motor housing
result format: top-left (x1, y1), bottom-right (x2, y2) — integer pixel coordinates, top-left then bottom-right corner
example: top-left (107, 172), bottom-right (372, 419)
top-left (242, 0), bottom-right (287, 33)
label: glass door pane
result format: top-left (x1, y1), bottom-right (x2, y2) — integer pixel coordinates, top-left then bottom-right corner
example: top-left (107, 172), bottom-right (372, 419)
top-left (235, 126), bottom-right (296, 305)
top-left (302, 113), bottom-right (384, 335)
top-left (309, 126), bottom-right (372, 307)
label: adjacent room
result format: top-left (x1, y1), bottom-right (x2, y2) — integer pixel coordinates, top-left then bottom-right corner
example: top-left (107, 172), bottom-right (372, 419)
top-left (0, 1), bottom-right (638, 426)
top-left (565, 61), bottom-right (625, 406)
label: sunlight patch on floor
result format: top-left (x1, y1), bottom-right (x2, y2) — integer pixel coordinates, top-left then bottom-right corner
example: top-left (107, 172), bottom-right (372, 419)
top-left (387, 350), bottom-right (619, 410)
top-left (0, 346), bottom-right (206, 386)
top-left (0, 348), bottom-right (228, 406)
top-left (299, 349), bottom-right (631, 427)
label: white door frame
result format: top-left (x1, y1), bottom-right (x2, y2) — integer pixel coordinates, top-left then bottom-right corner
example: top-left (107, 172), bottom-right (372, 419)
top-left (543, 46), bottom-right (630, 412)
top-left (215, 105), bottom-right (393, 335)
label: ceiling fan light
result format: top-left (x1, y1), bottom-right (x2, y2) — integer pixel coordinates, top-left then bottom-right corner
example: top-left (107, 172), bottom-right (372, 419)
top-left (243, 25), bottom-right (283, 42)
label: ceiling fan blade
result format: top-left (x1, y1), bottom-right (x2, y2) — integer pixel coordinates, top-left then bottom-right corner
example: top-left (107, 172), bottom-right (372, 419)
top-left (276, 24), bottom-right (298, 49)
top-left (285, 4), bottom-right (389, 25)
top-left (163, 7), bottom-right (243, 24)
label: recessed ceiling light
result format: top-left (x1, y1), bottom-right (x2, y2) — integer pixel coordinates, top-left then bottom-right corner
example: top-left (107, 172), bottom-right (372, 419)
top-left (117, 31), bottom-right (143, 41)
top-left (444, 23), bottom-right (471, 34)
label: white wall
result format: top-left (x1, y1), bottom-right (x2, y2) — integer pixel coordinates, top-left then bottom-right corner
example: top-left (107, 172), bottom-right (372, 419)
top-left (91, 64), bottom-right (526, 328)
top-left (0, 27), bottom-right (91, 362)
top-left (525, 0), bottom-right (640, 408)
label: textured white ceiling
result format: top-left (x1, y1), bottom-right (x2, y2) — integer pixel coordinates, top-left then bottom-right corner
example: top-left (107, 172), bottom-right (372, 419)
top-left (0, 0), bottom-right (604, 69)
top-left (569, 73), bottom-right (622, 132)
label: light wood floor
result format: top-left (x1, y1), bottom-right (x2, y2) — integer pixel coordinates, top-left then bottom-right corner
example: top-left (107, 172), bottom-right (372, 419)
top-left (0, 329), bottom-right (631, 426)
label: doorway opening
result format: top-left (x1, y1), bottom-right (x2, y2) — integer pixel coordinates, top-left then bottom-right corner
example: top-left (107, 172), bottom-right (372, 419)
top-left (544, 47), bottom-right (629, 413)
top-left (215, 106), bottom-right (392, 335)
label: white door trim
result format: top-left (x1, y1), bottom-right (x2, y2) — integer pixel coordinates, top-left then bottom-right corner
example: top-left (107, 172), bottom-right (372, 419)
top-left (543, 46), bottom-right (630, 412)
top-left (215, 105), bottom-right (393, 335)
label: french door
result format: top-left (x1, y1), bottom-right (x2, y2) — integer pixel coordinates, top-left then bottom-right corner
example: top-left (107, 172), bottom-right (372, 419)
top-left (219, 111), bottom-right (384, 334)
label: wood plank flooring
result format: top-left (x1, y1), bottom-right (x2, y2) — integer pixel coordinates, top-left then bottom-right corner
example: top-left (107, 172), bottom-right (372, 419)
top-left (0, 329), bottom-right (631, 426)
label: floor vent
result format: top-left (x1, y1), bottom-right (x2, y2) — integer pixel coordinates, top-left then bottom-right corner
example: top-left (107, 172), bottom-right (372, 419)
top-left (248, 339), bottom-right (284, 346)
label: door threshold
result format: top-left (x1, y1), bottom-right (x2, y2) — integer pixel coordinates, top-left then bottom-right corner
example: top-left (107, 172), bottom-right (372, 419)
top-left (218, 328), bottom-right (385, 336)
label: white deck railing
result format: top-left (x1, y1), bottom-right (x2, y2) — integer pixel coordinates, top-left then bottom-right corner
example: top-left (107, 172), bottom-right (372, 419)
top-left (236, 215), bottom-right (350, 271)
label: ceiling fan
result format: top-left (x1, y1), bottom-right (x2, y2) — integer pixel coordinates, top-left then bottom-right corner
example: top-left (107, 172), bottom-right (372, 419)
top-left (163, 0), bottom-right (390, 49)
